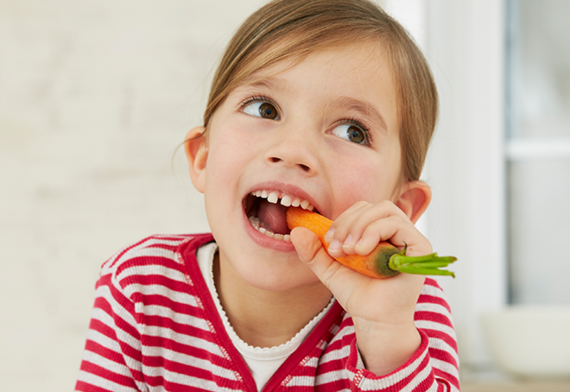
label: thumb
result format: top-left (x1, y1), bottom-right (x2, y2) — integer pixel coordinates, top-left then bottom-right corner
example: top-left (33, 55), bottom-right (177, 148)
top-left (290, 227), bottom-right (342, 289)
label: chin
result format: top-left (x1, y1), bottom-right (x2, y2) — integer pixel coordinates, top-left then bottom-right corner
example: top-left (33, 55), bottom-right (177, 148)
top-left (237, 257), bottom-right (320, 292)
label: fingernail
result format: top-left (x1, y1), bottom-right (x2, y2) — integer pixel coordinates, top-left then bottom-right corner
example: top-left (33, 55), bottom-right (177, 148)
top-left (342, 234), bottom-right (353, 249)
top-left (324, 227), bottom-right (335, 244)
top-left (355, 238), bottom-right (364, 249)
top-left (328, 239), bottom-right (341, 253)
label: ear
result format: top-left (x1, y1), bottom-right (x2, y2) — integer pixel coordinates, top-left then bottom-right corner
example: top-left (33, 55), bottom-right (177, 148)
top-left (184, 126), bottom-right (208, 194)
top-left (394, 180), bottom-right (432, 224)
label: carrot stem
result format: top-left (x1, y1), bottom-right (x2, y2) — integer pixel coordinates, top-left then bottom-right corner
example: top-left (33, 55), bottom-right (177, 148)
top-left (397, 266), bottom-right (456, 278)
top-left (389, 250), bottom-right (457, 278)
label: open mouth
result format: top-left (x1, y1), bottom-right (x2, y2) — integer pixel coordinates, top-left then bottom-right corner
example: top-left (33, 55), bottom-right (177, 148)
top-left (245, 190), bottom-right (317, 242)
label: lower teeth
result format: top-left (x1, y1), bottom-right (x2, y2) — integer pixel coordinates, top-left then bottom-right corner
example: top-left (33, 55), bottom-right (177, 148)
top-left (248, 216), bottom-right (291, 242)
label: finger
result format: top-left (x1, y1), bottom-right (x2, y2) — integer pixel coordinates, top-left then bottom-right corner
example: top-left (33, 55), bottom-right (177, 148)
top-left (354, 216), bottom-right (432, 257)
top-left (327, 201), bottom-right (385, 257)
top-left (339, 201), bottom-right (411, 255)
top-left (324, 201), bottom-right (370, 244)
top-left (352, 215), bottom-right (405, 255)
top-left (290, 227), bottom-right (346, 290)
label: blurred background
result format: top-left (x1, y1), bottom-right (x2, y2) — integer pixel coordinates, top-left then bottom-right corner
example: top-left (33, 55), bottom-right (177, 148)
top-left (1, 0), bottom-right (569, 391)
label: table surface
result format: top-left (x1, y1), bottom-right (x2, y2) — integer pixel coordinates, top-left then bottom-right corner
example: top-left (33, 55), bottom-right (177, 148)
top-left (462, 381), bottom-right (570, 392)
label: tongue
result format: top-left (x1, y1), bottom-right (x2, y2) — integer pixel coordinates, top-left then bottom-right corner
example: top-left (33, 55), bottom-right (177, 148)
top-left (257, 200), bottom-right (290, 235)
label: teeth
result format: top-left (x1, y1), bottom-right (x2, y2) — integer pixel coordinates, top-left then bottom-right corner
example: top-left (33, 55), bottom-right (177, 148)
top-left (250, 189), bottom-right (316, 212)
top-left (267, 191), bottom-right (279, 204)
top-left (248, 215), bottom-right (291, 242)
top-left (280, 195), bottom-right (292, 207)
top-left (249, 216), bottom-right (259, 228)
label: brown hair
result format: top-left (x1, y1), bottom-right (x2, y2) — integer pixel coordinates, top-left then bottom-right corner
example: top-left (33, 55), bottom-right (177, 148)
top-left (203, 0), bottom-right (438, 182)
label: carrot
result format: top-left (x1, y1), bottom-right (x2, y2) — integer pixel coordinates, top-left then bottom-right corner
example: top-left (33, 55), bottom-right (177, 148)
top-left (286, 207), bottom-right (457, 279)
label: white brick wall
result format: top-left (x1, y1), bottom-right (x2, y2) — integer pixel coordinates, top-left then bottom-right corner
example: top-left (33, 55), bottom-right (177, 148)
top-left (0, 1), bottom-right (264, 390)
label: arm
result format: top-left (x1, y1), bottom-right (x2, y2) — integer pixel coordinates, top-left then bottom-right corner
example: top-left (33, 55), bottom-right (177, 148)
top-left (346, 327), bottom-right (457, 392)
top-left (346, 280), bottom-right (459, 391)
top-left (75, 269), bottom-right (143, 392)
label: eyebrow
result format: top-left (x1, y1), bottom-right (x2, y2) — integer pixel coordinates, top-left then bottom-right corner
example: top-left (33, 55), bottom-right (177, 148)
top-left (241, 76), bottom-right (292, 93)
top-left (332, 96), bottom-right (388, 132)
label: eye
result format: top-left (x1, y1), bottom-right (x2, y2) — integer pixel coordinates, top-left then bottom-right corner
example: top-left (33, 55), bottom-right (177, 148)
top-left (242, 101), bottom-right (279, 120)
top-left (331, 123), bottom-right (369, 145)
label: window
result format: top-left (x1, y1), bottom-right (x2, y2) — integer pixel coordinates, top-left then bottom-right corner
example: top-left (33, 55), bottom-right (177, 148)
top-left (506, 0), bottom-right (570, 305)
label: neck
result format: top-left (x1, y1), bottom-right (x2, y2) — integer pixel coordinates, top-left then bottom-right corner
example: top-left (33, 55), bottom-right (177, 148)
top-left (213, 251), bottom-right (332, 348)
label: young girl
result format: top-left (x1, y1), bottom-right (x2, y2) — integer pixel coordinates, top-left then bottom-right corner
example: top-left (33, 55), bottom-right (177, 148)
top-left (75, 0), bottom-right (459, 391)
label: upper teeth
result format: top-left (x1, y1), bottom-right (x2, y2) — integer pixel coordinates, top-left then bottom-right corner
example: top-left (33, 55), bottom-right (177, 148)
top-left (251, 190), bottom-right (314, 211)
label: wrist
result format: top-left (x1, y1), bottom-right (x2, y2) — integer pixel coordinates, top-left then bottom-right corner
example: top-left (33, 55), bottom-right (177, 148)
top-left (353, 317), bottom-right (421, 376)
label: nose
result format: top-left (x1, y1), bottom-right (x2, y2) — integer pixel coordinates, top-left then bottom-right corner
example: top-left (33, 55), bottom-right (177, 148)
top-left (264, 127), bottom-right (320, 175)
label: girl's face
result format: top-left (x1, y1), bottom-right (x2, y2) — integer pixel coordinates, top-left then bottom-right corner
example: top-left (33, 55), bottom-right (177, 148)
top-left (187, 43), bottom-right (404, 291)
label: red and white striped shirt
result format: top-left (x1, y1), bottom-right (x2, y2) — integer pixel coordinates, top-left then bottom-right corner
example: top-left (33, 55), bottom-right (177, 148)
top-left (75, 234), bottom-right (460, 391)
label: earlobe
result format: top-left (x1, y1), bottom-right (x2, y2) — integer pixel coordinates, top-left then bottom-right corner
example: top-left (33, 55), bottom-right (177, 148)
top-left (395, 181), bottom-right (432, 224)
top-left (184, 126), bottom-right (208, 193)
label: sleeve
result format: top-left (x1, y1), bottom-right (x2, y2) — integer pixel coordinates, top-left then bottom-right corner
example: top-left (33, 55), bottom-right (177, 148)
top-left (344, 279), bottom-right (460, 392)
top-left (75, 268), bottom-right (145, 392)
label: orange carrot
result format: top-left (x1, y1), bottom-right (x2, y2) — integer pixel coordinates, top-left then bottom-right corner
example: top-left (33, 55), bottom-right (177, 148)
top-left (286, 207), bottom-right (457, 279)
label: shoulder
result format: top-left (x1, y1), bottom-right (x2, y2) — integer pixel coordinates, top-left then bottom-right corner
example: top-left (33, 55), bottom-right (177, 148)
top-left (415, 278), bottom-right (458, 361)
top-left (416, 277), bottom-right (453, 318)
top-left (99, 233), bottom-right (211, 275)
top-left (97, 233), bottom-right (214, 299)
top-left (421, 277), bottom-right (449, 299)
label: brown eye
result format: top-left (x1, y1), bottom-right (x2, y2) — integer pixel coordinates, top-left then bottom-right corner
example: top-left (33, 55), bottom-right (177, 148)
top-left (347, 126), bottom-right (365, 144)
top-left (259, 103), bottom-right (278, 119)
top-left (243, 101), bottom-right (279, 120)
top-left (331, 124), bottom-right (368, 145)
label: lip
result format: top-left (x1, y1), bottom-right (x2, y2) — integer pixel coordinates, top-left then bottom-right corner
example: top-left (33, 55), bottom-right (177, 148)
top-left (241, 181), bottom-right (322, 252)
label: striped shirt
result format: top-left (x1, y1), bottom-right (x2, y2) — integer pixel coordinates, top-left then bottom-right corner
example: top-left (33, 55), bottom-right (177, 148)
top-left (75, 233), bottom-right (460, 391)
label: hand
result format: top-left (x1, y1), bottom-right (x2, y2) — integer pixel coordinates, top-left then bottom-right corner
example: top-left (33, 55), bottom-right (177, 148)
top-left (290, 200), bottom-right (430, 375)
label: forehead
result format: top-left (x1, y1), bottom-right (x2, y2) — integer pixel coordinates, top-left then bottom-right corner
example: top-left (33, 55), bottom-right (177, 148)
top-left (243, 41), bottom-right (394, 87)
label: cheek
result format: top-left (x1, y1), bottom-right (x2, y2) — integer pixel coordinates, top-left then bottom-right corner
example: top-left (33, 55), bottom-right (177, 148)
top-left (328, 149), bottom-right (401, 214)
top-left (207, 127), bottom-right (254, 179)
top-left (334, 161), bottom-right (381, 204)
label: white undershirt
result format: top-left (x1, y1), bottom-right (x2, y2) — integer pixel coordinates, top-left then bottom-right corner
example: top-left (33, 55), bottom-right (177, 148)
top-left (196, 242), bottom-right (334, 391)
